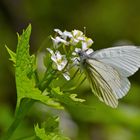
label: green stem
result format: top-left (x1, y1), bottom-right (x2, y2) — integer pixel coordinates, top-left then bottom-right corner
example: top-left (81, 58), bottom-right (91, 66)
top-left (3, 73), bottom-right (56, 139)
top-left (2, 99), bottom-right (34, 140)
top-left (64, 76), bottom-right (86, 92)
top-left (38, 70), bottom-right (57, 91)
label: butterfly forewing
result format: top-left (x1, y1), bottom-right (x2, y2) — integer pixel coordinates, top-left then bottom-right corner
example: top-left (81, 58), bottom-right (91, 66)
top-left (91, 46), bottom-right (140, 77)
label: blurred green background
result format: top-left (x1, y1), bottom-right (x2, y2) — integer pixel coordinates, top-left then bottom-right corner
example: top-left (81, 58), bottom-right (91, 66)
top-left (0, 0), bottom-right (140, 139)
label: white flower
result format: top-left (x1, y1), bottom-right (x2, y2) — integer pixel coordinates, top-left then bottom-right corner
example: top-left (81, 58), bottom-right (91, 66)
top-left (70, 30), bottom-right (94, 49)
top-left (51, 36), bottom-right (68, 46)
top-left (70, 30), bottom-right (85, 45)
top-left (82, 38), bottom-right (93, 51)
top-left (54, 29), bottom-right (63, 35)
top-left (47, 48), bottom-right (67, 71)
top-left (53, 29), bottom-right (94, 49)
top-left (54, 29), bottom-right (72, 40)
top-left (63, 31), bottom-right (73, 39)
top-left (75, 48), bottom-right (81, 53)
top-left (47, 48), bottom-right (70, 80)
top-left (72, 30), bottom-right (83, 38)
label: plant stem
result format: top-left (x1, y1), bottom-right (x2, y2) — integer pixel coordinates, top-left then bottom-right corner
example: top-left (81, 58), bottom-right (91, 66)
top-left (2, 99), bottom-right (34, 140)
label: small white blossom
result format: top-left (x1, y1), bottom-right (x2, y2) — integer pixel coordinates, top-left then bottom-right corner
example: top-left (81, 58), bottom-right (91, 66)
top-left (70, 30), bottom-right (85, 45)
top-left (75, 48), bottom-right (81, 53)
top-left (54, 29), bottom-right (72, 40)
top-left (53, 29), bottom-right (94, 49)
top-left (86, 38), bottom-right (94, 46)
top-left (72, 30), bottom-right (83, 37)
top-left (51, 36), bottom-right (69, 46)
top-left (47, 48), bottom-right (67, 71)
top-left (54, 29), bottom-right (63, 35)
top-left (63, 31), bottom-right (73, 39)
top-left (82, 38), bottom-right (93, 51)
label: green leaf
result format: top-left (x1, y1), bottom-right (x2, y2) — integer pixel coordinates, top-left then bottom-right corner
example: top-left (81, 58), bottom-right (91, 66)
top-left (51, 87), bottom-right (95, 121)
top-left (34, 116), bottom-right (70, 140)
top-left (15, 25), bottom-right (62, 112)
top-left (70, 94), bottom-right (85, 102)
top-left (6, 45), bottom-right (16, 64)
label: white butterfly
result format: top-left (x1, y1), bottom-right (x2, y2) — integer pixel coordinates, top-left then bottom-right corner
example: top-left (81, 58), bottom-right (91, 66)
top-left (78, 46), bottom-right (140, 108)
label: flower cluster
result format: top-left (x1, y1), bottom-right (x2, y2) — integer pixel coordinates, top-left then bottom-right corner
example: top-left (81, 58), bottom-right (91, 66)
top-left (51, 29), bottom-right (93, 50)
top-left (47, 29), bottom-right (94, 80)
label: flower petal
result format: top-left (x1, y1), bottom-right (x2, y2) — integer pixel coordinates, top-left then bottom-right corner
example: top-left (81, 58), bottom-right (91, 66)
top-left (54, 29), bottom-right (63, 35)
top-left (75, 48), bottom-right (81, 53)
top-left (47, 48), bottom-right (54, 55)
top-left (87, 38), bottom-right (93, 46)
top-left (82, 42), bottom-right (88, 51)
top-left (63, 31), bottom-right (73, 38)
top-left (72, 30), bottom-right (83, 37)
top-left (56, 51), bottom-right (62, 60)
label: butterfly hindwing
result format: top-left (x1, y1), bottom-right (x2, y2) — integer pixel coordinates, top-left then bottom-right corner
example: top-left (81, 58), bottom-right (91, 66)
top-left (85, 59), bottom-right (117, 107)
top-left (85, 59), bottom-right (130, 108)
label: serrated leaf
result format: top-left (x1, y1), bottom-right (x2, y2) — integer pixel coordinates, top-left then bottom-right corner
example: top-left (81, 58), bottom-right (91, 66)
top-left (6, 45), bottom-right (16, 64)
top-left (15, 25), bottom-right (62, 113)
top-left (51, 87), bottom-right (95, 121)
top-left (34, 116), bottom-right (70, 140)
top-left (35, 124), bottom-right (48, 139)
top-left (70, 94), bottom-right (85, 102)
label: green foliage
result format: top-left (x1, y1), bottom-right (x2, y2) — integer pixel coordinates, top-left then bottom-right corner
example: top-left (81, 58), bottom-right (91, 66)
top-left (4, 25), bottom-right (66, 139)
top-left (5, 45), bottom-right (16, 64)
top-left (34, 116), bottom-right (70, 140)
top-left (5, 24), bottom-right (96, 140)
top-left (51, 87), bottom-right (95, 121)
top-left (6, 22), bottom-right (96, 119)
top-left (7, 25), bottom-right (62, 114)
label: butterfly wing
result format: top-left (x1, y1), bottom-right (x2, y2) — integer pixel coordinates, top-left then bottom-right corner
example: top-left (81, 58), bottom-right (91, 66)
top-left (85, 59), bottom-right (130, 108)
top-left (91, 45), bottom-right (140, 77)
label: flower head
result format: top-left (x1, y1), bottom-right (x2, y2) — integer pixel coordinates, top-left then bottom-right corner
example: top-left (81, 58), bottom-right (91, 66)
top-left (54, 29), bottom-right (72, 42)
top-left (82, 38), bottom-right (93, 51)
top-left (47, 48), bottom-right (67, 71)
top-left (70, 30), bottom-right (85, 45)
top-left (50, 28), bottom-right (94, 72)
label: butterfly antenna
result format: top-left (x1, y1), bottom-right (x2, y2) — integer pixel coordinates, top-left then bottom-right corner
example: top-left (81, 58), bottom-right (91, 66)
top-left (64, 76), bottom-right (86, 92)
top-left (61, 68), bottom-right (80, 89)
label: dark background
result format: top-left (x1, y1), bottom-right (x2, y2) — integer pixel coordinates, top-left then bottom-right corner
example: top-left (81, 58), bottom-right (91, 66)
top-left (0, 0), bottom-right (140, 139)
